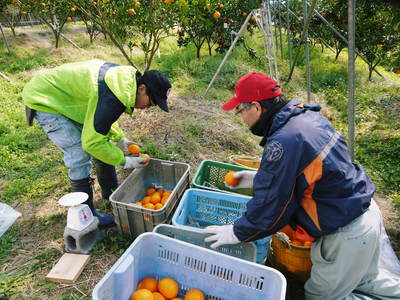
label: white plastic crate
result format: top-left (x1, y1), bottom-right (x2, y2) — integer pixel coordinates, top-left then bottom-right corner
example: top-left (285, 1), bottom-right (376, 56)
top-left (93, 233), bottom-right (286, 300)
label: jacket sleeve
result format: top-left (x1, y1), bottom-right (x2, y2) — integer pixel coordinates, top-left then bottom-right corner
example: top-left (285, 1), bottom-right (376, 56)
top-left (107, 122), bottom-right (126, 142)
top-left (233, 133), bottom-right (305, 242)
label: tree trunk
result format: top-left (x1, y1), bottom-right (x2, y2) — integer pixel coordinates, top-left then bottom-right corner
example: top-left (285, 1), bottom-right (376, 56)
top-left (335, 48), bottom-right (342, 60)
top-left (368, 66), bottom-right (373, 81)
top-left (196, 46), bottom-right (201, 58)
top-left (10, 26), bottom-right (16, 36)
top-left (55, 31), bottom-right (60, 48)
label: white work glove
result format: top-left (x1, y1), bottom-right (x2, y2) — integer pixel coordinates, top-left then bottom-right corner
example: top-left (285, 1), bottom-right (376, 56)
top-left (122, 156), bottom-right (148, 169)
top-left (203, 225), bottom-right (241, 249)
top-left (116, 138), bottom-right (141, 155)
top-left (225, 170), bottom-right (257, 190)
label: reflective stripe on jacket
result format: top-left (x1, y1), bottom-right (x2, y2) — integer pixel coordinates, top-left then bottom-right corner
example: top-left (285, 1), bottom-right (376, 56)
top-left (233, 100), bottom-right (375, 242)
top-left (23, 59), bottom-right (138, 166)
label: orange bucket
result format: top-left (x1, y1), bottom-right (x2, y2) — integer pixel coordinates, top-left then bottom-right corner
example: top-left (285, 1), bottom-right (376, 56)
top-left (267, 225), bottom-right (312, 282)
top-left (229, 155), bottom-right (260, 169)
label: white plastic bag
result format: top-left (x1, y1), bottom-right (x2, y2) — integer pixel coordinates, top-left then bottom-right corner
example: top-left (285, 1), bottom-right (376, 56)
top-left (0, 202), bottom-right (21, 237)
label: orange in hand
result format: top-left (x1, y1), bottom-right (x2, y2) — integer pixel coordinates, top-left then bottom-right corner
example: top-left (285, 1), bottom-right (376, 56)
top-left (140, 153), bottom-right (151, 163)
top-left (184, 289), bottom-right (205, 300)
top-left (158, 278), bottom-right (179, 299)
top-left (128, 144), bottom-right (141, 154)
top-left (224, 171), bottom-right (239, 187)
top-left (131, 289), bottom-right (153, 300)
top-left (138, 277), bottom-right (158, 292)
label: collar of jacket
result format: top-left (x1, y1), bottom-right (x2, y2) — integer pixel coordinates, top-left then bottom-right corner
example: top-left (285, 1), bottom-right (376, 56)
top-left (257, 100), bottom-right (322, 146)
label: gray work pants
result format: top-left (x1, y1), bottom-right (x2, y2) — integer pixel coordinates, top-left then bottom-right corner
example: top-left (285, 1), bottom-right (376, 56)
top-left (305, 200), bottom-right (400, 300)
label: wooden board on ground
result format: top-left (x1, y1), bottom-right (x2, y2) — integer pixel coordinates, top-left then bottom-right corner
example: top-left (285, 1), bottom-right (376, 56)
top-left (46, 253), bottom-right (90, 284)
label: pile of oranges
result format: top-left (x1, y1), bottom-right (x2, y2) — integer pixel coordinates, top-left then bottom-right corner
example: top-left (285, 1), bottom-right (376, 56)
top-left (127, 144), bottom-right (151, 164)
top-left (134, 187), bottom-right (172, 210)
top-left (131, 277), bottom-right (207, 300)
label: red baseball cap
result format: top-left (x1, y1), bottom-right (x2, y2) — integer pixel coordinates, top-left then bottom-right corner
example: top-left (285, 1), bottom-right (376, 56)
top-left (221, 72), bottom-right (282, 111)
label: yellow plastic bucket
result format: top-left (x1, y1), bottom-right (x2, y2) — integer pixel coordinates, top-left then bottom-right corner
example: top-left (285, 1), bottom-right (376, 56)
top-left (229, 155), bottom-right (261, 169)
top-left (267, 225), bottom-right (312, 282)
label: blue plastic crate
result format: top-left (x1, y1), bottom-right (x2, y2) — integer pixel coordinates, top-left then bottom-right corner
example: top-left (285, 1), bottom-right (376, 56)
top-left (172, 188), bottom-right (272, 264)
top-left (153, 224), bottom-right (257, 262)
top-left (92, 233), bottom-right (286, 300)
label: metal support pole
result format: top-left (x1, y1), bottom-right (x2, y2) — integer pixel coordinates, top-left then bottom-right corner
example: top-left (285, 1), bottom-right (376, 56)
top-left (204, 12), bottom-right (253, 96)
top-left (278, 0), bottom-right (284, 58)
top-left (0, 23), bottom-right (11, 52)
top-left (286, 0), bottom-right (293, 69)
top-left (303, 0), bottom-right (311, 101)
top-left (348, 0), bottom-right (356, 159)
top-left (274, 2), bottom-right (279, 56)
top-left (0, 72), bottom-right (11, 81)
top-left (305, 0), bottom-right (383, 79)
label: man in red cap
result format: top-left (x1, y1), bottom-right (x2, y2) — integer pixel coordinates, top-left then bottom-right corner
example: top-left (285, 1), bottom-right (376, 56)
top-left (204, 72), bottom-right (400, 299)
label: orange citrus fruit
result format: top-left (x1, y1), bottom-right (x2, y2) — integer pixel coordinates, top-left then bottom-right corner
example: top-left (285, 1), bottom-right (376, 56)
top-left (138, 277), bottom-right (158, 292)
top-left (143, 203), bottom-right (155, 210)
top-left (303, 241), bottom-right (313, 247)
top-left (142, 196), bottom-right (152, 205)
top-left (131, 289), bottom-right (153, 300)
top-left (291, 240), bottom-right (303, 247)
top-left (140, 153), bottom-right (151, 163)
top-left (128, 144), bottom-right (141, 154)
top-left (184, 289), bottom-right (205, 300)
top-left (171, 298), bottom-right (183, 300)
top-left (213, 11), bottom-right (221, 19)
top-left (146, 188), bottom-right (156, 196)
top-left (158, 278), bottom-right (179, 299)
top-left (153, 292), bottom-right (166, 300)
top-left (154, 203), bottom-right (163, 210)
top-left (224, 171), bottom-right (239, 186)
top-left (135, 202), bottom-right (143, 206)
top-left (161, 196), bottom-right (169, 206)
top-left (150, 193), bottom-right (161, 204)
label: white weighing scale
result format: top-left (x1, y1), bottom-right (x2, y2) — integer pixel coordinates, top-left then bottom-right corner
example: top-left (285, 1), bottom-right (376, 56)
top-left (59, 192), bottom-right (94, 231)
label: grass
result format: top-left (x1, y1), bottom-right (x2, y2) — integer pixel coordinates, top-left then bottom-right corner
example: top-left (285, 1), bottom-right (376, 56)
top-left (0, 24), bottom-right (399, 299)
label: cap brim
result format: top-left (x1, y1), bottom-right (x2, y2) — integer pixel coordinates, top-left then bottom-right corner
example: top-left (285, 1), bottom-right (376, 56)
top-left (154, 94), bottom-right (169, 112)
top-left (221, 96), bottom-right (240, 111)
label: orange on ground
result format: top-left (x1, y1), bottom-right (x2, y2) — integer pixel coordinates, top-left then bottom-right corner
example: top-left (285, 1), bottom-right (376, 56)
top-left (142, 196), bottom-right (152, 205)
top-left (154, 203), bottom-right (163, 210)
top-left (150, 193), bottom-right (161, 205)
top-left (184, 289), bottom-right (205, 300)
top-left (224, 171), bottom-right (239, 186)
top-left (158, 278), bottom-right (179, 299)
top-left (138, 277), bottom-right (158, 292)
top-left (143, 203), bottom-right (155, 210)
top-left (153, 292), bottom-right (166, 300)
top-left (140, 153), bottom-right (151, 163)
top-left (146, 188), bottom-right (156, 196)
top-left (131, 289), bottom-right (154, 300)
top-left (128, 144), bottom-right (141, 154)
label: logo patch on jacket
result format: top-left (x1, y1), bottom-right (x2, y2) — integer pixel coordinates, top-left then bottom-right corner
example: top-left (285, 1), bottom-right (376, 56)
top-left (265, 140), bottom-right (284, 162)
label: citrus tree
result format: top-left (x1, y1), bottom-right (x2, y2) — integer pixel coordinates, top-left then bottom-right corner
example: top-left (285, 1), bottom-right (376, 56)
top-left (355, 0), bottom-right (400, 80)
top-left (176, 0), bottom-right (260, 58)
top-left (0, 1), bottom-right (23, 36)
top-left (69, 0), bottom-right (179, 71)
top-left (19, 0), bottom-right (72, 48)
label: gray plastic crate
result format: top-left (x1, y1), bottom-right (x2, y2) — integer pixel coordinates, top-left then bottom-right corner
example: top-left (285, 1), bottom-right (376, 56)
top-left (110, 159), bottom-right (190, 239)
